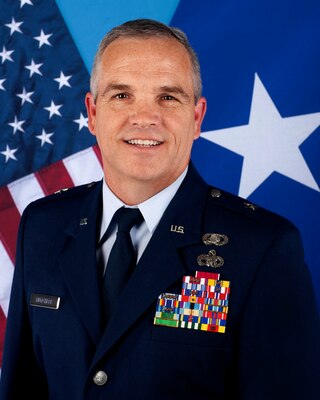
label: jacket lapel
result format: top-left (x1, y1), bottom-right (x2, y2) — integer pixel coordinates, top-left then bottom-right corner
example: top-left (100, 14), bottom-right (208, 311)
top-left (58, 181), bottom-right (105, 345)
top-left (92, 164), bottom-right (210, 362)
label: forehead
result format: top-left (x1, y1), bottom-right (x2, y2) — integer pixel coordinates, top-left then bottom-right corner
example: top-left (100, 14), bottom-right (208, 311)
top-left (100, 36), bottom-right (193, 80)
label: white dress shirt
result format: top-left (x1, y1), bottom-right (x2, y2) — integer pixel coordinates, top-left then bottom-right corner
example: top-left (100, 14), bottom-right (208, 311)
top-left (98, 168), bottom-right (188, 273)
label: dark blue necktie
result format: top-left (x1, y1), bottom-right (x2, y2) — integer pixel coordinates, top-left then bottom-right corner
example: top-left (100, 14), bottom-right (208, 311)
top-left (101, 207), bottom-right (143, 322)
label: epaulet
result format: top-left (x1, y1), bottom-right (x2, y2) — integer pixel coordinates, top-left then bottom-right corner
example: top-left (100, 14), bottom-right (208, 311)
top-left (207, 186), bottom-right (291, 229)
top-left (52, 181), bottom-right (97, 196)
top-left (27, 181), bottom-right (100, 208)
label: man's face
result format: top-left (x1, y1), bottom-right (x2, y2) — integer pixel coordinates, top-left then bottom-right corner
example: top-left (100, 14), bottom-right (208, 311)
top-left (86, 36), bottom-right (206, 198)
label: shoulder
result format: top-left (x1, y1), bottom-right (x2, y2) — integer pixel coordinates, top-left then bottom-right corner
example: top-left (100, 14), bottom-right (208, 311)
top-left (206, 185), bottom-right (296, 232)
top-left (24, 180), bottom-right (101, 213)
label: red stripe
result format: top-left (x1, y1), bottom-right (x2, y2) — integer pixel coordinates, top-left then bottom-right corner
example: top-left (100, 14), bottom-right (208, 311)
top-left (93, 144), bottom-right (103, 166)
top-left (0, 307), bottom-right (7, 367)
top-left (0, 186), bottom-right (21, 263)
top-left (35, 160), bottom-right (74, 196)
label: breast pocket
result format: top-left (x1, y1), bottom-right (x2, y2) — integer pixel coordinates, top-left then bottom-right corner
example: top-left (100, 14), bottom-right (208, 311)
top-left (151, 323), bottom-right (232, 349)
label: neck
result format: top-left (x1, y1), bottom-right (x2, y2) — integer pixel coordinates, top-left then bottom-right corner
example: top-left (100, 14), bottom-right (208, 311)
top-left (104, 172), bottom-right (185, 206)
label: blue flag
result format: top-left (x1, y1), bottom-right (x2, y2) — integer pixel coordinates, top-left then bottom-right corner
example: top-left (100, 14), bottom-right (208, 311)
top-left (171, 0), bottom-right (320, 308)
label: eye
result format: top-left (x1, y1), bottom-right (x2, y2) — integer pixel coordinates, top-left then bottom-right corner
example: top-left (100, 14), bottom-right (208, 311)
top-left (114, 93), bottom-right (129, 99)
top-left (161, 95), bottom-right (175, 101)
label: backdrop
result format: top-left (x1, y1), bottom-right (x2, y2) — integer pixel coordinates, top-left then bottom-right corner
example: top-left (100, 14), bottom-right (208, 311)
top-left (0, 0), bottom-right (319, 369)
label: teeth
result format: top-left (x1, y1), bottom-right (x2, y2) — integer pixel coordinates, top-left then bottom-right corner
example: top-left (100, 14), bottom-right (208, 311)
top-left (127, 139), bottom-right (161, 146)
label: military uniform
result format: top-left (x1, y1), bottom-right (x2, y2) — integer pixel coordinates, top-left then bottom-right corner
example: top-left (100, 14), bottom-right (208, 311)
top-left (1, 163), bottom-right (319, 399)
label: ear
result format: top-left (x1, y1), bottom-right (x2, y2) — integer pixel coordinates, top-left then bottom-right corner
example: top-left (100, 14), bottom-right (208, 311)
top-left (85, 92), bottom-right (97, 135)
top-left (194, 97), bottom-right (207, 140)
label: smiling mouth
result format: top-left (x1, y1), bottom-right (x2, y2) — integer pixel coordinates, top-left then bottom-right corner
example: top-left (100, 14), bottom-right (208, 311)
top-left (126, 139), bottom-right (162, 147)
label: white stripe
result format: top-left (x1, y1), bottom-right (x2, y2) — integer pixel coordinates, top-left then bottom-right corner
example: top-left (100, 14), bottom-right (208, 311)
top-left (0, 241), bottom-right (14, 317)
top-left (8, 173), bottom-right (45, 215)
top-left (63, 147), bottom-right (103, 186)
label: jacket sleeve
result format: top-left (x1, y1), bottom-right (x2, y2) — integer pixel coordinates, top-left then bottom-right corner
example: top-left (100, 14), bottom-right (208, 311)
top-left (233, 221), bottom-right (320, 399)
top-left (0, 206), bottom-right (49, 399)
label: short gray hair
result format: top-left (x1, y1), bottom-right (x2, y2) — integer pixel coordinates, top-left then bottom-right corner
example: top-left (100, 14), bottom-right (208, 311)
top-left (90, 18), bottom-right (202, 103)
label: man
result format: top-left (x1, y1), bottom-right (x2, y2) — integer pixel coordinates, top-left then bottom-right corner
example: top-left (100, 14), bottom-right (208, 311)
top-left (0, 19), bottom-right (319, 400)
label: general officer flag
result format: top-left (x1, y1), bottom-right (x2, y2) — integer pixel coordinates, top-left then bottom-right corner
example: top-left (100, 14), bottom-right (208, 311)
top-left (171, 0), bottom-right (320, 308)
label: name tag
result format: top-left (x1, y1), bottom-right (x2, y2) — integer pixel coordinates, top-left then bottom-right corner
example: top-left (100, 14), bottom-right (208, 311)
top-left (30, 293), bottom-right (60, 309)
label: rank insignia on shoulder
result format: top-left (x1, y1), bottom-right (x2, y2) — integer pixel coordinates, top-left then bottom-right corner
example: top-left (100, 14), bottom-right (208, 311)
top-left (154, 271), bottom-right (230, 333)
top-left (244, 202), bottom-right (258, 210)
top-left (54, 188), bottom-right (69, 195)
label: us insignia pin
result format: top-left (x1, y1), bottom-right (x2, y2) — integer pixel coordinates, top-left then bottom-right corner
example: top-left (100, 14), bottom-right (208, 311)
top-left (170, 225), bottom-right (184, 234)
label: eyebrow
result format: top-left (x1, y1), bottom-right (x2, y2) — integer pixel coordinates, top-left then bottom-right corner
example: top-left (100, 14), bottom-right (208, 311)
top-left (159, 85), bottom-right (191, 101)
top-left (100, 83), bottom-right (132, 97)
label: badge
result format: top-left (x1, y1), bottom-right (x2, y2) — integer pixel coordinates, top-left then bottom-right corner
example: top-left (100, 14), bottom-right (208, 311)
top-left (154, 271), bottom-right (230, 333)
top-left (197, 249), bottom-right (224, 268)
top-left (202, 233), bottom-right (229, 246)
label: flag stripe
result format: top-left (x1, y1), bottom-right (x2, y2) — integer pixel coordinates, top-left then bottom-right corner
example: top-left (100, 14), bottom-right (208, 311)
top-left (0, 187), bottom-right (21, 262)
top-left (8, 174), bottom-right (44, 216)
top-left (0, 306), bottom-right (7, 366)
top-left (0, 241), bottom-right (14, 316)
top-left (93, 144), bottom-right (103, 166)
top-left (63, 146), bottom-right (103, 186)
top-left (36, 160), bottom-right (74, 195)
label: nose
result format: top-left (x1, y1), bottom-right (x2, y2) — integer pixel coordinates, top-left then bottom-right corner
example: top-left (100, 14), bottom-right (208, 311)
top-left (128, 100), bottom-right (160, 128)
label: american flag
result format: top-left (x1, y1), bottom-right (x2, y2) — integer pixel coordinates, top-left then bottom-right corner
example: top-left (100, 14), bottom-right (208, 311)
top-left (0, 0), bottom-right (103, 367)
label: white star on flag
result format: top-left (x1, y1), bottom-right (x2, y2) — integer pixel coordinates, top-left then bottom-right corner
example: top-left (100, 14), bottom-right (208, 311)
top-left (0, 46), bottom-right (14, 63)
top-left (44, 101), bottom-right (62, 118)
top-left (34, 29), bottom-right (52, 48)
top-left (5, 18), bottom-right (23, 35)
top-left (8, 116), bottom-right (25, 134)
top-left (20, 0), bottom-right (33, 8)
top-left (17, 87), bottom-right (34, 105)
top-left (54, 71), bottom-right (72, 89)
top-left (25, 59), bottom-right (43, 77)
top-left (73, 112), bottom-right (88, 130)
top-left (201, 73), bottom-right (320, 198)
top-left (0, 78), bottom-right (5, 90)
top-left (36, 129), bottom-right (54, 146)
top-left (1, 145), bottom-right (18, 162)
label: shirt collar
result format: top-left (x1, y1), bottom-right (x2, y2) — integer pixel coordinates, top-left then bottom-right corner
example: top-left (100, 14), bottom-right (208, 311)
top-left (100, 167), bottom-right (188, 239)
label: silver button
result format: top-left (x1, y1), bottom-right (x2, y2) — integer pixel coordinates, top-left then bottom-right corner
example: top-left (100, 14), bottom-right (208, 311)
top-left (211, 188), bottom-right (221, 198)
top-left (93, 370), bottom-right (108, 386)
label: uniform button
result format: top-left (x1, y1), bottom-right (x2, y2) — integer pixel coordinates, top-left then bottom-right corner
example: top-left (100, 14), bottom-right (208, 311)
top-left (93, 370), bottom-right (108, 386)
top-left (211, 188), bottom-right (221, 198)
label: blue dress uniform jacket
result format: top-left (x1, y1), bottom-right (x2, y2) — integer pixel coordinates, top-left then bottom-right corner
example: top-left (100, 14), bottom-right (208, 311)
top-left (0, 163), bottom-right (319, 400)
